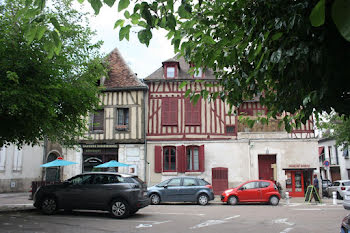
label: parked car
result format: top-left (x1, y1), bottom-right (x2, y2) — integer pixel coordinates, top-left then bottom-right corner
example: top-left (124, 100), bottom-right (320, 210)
top-left (147, 177), bottom-right (214, 205)
top-left (343, 188), bottom-right (350, 210)
top-left (220, 180), bottom-right (281, 206)
top-left (33, 172), bottom-right (150, 218)
top-left (341, 213), bottom-right (350, 233)
top-left (321, 179), bottom-right (332, 197)
top-left (326, 180), bottom-right (350, 199)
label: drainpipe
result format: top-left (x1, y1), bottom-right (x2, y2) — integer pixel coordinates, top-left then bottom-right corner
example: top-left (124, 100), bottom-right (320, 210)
top-left (248, 139), bottom-right (252, 180)
top-left (143, 89), bottom-right (147, 183)
top-left (42, 137), bottom-right (47, 181)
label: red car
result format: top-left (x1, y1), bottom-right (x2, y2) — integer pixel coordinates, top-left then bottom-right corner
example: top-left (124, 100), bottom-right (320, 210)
top-left (221, 180), bottom-right (281, 206)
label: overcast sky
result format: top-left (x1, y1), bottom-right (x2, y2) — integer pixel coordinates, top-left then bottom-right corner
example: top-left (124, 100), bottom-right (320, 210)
top-left (80, 3), bottom-right (175, 79)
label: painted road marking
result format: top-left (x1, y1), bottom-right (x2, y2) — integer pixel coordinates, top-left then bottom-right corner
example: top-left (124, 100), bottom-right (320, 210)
top-left (135, 220), bottom-right (171, 229)
top-left (293, 208), bottom-right (322, 211)
top-left (190, 215), bottom-right (240, 229)
top-left (141, 211), bottom-right (205, 216)
top-left (280, 227), bottom-right (294, 233)
top-left (273, 218), bottom-right (295, 226)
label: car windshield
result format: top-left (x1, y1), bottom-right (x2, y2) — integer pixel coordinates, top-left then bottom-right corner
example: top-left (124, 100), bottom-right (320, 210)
top-left (156, 180), bottom-right (169, 187)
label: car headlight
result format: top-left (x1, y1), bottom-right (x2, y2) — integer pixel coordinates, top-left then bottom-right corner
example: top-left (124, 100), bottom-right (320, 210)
top-left (224, 189), bottom-right (234, 194)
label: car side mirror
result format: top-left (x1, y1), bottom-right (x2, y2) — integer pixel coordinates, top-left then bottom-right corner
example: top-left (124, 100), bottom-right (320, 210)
top-left (164, 184), bottom-right (168, 189)
top-left (239, 187), bottom-right (244, 191)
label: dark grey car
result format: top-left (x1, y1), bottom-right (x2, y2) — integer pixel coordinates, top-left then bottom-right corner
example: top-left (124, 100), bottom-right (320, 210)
top-left (33, 172), bottom-right (150, 218)
top-left (147, 177), bottom-right (215, 205)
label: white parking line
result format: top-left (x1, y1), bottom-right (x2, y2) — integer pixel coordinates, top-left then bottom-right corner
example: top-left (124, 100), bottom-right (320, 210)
top-left (141, 211), bottom-right (205, 216)
top-left (190, 215), bottom-right (240, 229)
top-left (135, 220), bottom-right (171, 229)
top-left (292, 208), bottom-right (322, 211)
top-left (280, 227), bottom-right (294, 233)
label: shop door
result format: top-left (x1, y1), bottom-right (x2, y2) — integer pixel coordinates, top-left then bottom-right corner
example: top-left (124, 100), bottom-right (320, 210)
top-left (286, 171), bottom-right (305, 197)
top-left (212, 167), bottom-right (228, 195)
top-left (258, 154), bottom-right (276, 180)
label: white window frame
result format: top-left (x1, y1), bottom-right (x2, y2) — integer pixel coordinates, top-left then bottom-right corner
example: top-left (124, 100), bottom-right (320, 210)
top-left (13, 147), bottom-right (23, 171)
top-left (0, 146), bottom-right (6, 171)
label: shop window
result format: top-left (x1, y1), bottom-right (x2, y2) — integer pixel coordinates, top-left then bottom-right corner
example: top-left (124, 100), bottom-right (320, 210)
top-left (186, 146), bottom-right (199, 171)
top-left (92, 109), bottom-right (104, 131)
top-left (163, 146), bottom-right (176, 171)
top-left (285, 171), bottom-right (292, 192)
top-left (116, 108), bottom-right (129, 131)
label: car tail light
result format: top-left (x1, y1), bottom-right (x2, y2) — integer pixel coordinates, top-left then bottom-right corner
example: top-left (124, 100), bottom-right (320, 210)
top-left (342, 187), bottom-right (346, 190)
top-left (206, 185), bottom-right (213, 190)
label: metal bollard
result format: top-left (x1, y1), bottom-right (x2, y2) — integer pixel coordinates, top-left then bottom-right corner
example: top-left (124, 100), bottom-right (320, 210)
top-left (333, 191), bottom-right (337, 205)
top-left (286, 192), bottom-right (290, 205)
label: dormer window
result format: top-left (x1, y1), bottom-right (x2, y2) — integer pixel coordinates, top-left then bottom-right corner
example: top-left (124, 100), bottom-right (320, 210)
top-left (194, 68), bottom-right (202, 78)
top-left (163, 61), bottom-right (179, 79)
top-left (167, 67), bottom-right (175, 78)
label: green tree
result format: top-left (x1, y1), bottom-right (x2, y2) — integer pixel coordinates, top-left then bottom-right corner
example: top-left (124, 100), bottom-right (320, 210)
top-left (11, 0), bottom-right (350, 131)
top-left (318, 114), bottom-right (350, 146)
top-left (0, 0), bottom-right (106, 147)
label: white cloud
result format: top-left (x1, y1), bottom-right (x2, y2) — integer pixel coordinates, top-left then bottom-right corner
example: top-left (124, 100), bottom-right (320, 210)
top-left (77, 2), bottom-right (175, 79)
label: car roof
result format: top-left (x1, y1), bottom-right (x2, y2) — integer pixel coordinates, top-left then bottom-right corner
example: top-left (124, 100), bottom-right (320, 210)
top-left (166, 176), bottom-right (205, 180)
top-left (80, 172), bottom-right (136, 178)
top-left (334, 180), bottom-right (350, 182)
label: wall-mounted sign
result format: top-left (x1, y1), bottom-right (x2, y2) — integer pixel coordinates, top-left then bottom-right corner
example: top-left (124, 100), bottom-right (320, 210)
top-left (288, 164), bottom-right (310, 168)
top-left (323, 160), bottom-right (330, 167)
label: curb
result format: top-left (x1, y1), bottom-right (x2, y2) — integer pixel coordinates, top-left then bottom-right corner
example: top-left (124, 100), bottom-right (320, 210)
top-left (0, 204), bottom-right (35, 213)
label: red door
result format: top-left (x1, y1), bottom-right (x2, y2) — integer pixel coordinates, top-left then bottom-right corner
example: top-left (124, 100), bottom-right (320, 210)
top-left (212, 167), bottom-right (228, 195)
top-left (258, 154), bottom-right (276, 180)
top-left (290, 171), bottom-right (304, 197)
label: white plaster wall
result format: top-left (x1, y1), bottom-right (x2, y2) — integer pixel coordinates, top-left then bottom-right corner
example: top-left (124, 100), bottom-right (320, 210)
top-left (61, 146), bottom-right (83, 180)
top-left (319, 139), bottom-right (350, 181)
top-left (250, 139), bottom-right (319, 189)
top-left (147, 138), bottom-right (319, 190)
top-left (118, 144), bottom-right (145, 181)
top-left (0, 144), bottom-right (43, 192)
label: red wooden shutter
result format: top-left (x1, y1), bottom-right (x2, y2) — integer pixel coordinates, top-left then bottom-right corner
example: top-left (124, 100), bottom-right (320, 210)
top-left (162, 98), bottom-right (169, 125)
top-left (155, 146), bottom-right (162, 173)
top-left (185, 99), bottom-right (200, 125)
top-left (177, 145), bottom-right (186, 173)
top-left (199, 145), bottom-right (205, 172)
top-left (169, 99), bottom-right (178, 125)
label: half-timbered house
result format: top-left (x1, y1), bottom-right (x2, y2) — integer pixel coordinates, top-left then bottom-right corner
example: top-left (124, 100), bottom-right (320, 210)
top-left (63, 48), bottom-right (148, 181)
top-left (145, 55), bottom-right (319, 197)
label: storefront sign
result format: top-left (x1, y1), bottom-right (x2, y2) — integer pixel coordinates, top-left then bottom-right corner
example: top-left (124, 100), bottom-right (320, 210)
top-left (288, 164), bottom-right (310, 168)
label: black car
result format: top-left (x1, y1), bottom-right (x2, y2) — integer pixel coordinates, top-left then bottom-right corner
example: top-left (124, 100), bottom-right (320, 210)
top-left (341, 213), bottom-right (350, 233)
top-left (33, 172), bottom-right (150, 218)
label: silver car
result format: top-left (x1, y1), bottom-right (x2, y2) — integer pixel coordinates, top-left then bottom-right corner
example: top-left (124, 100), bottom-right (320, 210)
top-left (327, 180), bottom-right (350, 199)
top-left (343, 189), bottom-right (350, 210)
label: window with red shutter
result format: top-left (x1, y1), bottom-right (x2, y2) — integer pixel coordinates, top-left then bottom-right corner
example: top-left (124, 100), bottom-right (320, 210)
top-left (154, 146), bottom-right (162, 173)
top-left (162, 98), bottom-right (178, 126)
top-left (185, 99), bottom-right (201, 126)
top-left (186, 146), bottom-right (200, 171)
top-left (163, 146), bottom-right (176, 171)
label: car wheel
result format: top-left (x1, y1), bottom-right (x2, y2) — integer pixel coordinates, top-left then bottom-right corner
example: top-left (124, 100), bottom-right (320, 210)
top-left (150, 193), bottom-right (161, 205)
top-left (41, 196), bottom-right (57, 215)
top-left (227, 196), bottom-right (238, 205)
top-left (269, 196), bottom-right (279, 206)
top-left (110, 199), bottom-right (130, 219)
top-left (198, 193), bottom-right (209, 206)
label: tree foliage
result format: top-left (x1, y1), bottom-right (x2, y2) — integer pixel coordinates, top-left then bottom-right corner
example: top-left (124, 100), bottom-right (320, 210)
top-left (318, 114), bottom-right (350, 147)
top-left (11, 0), bottom-right (350, 132)
top-left (0, 0), bottom-right (106, 147)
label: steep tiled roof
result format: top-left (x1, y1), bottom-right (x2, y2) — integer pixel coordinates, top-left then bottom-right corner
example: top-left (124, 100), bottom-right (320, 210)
top-left (104, 48), bottom-right (147, 90)
top-left (145, 55), bottom-right (216, 81)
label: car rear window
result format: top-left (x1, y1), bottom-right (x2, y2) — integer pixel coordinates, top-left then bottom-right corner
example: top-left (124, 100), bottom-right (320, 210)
top-left (343, 182), bottom-right (350, 186)
top-left (198, 179), bottom-right (209, 186)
